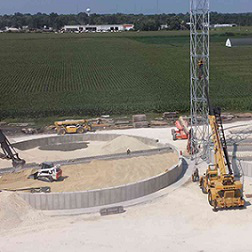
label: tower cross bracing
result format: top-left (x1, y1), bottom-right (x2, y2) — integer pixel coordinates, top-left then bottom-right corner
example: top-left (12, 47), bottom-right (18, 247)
top-left (190, 0), bottom-right (210, 161)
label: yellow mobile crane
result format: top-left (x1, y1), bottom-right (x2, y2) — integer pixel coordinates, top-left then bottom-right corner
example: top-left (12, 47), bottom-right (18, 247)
top-left (198, 89), bottom-right (245, 211)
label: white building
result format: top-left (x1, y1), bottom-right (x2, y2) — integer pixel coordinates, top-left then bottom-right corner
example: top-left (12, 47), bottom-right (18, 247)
top-left (63, 24), bottom-right (134, 33)
top-left (160, 24), bottom-right (168, 30)
top-left (5, 27), bottom-right (19, 32)
top-left (213, 24), bottom-right (237, 28)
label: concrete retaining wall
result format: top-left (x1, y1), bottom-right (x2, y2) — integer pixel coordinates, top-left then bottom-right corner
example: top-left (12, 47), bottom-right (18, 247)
top-left (0, 134), bottom-right (174, 174)
top-left (240, 161), bottom-right (252, 177)
top-left (15, 133), bottom-right (182, 210)
top-left (19, 159), bottom-right (183, 210)
top-left (13, 134), bottom-right (163, 151)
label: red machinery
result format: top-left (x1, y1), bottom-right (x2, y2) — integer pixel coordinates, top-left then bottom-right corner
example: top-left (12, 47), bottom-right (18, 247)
top-left (171, 117), bottom-right (197, 155)
top-left (171, 116), bottom-right (189, 141)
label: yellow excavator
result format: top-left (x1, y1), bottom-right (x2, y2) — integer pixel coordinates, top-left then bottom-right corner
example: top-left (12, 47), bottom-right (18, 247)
top-left (196, 89), bottom-right (245, 211)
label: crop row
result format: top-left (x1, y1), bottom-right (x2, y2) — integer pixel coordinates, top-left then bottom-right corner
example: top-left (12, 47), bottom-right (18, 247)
top-left (0, 33), bottom-right (251, 118)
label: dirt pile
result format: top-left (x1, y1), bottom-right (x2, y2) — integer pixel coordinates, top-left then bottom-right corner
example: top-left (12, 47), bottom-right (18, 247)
top-left (101, 135), bottom-right (152, 154)
top-left (0, 191), bottom-right (39, 230)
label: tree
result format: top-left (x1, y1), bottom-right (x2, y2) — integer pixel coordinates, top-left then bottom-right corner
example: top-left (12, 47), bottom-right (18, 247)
top-left (0, 12), bottom-right (250, 31)
top-left (167, 16), bottom-right (182, 30)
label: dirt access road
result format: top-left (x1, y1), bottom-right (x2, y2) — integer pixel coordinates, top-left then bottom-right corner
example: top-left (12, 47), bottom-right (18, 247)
top-left (1, 177), bottom-right (252, 252)
top-left (1, 122), bottom-right (252, 251)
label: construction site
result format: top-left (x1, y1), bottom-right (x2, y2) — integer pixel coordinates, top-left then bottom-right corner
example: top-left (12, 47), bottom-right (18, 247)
top-left (1, 1), bottom-right (252, 251)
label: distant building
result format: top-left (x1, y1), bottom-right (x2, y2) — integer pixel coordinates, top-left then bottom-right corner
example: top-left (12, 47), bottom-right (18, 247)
top-left (22, 26), bottom-right (29, 30)
top-left (226, 38), bottom-right (252, 48)
top-left (5, 27), bottom-right (19, 32)
top-left (160, 24), bottom-right (168, 30)
top-left (213, 24), bottom-right (237, 28)
top-left (63, 24), bottom-right (134, 33)
top-left (186, 22), bottom-right (209, 28)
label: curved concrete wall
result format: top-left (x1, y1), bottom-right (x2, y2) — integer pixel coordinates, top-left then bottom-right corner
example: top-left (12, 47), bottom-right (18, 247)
top-left (19, 159), bottom-right (183, 210)
top-left (14, 133), bottom-right (182, 210)
top-left (8, 133), bottom-right (175, 170)
top-left (13, 134), bottom-right (164, 151)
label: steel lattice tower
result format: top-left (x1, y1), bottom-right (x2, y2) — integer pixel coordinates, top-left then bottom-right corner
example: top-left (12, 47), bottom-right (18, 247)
top-left (190, 0), bottom-right (210, 161)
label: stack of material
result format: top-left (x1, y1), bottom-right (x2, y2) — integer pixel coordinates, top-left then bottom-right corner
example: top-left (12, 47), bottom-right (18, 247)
top-left (236, 113), bottom-right (252, 119)
top-left (221, 113), bottom-right (235, 122)
top-left (115, 120), bottom-right (130, 125)
top-left (114, 120), bottom-right (133, 129)
top-left (150, 120), bottom-right (168, 127)
top-left (132, 114), bottom-right (149, 128)
top-left (89, 118), bottom-right (114, 130)
top-left (163, 112), bottom-right (178, 120)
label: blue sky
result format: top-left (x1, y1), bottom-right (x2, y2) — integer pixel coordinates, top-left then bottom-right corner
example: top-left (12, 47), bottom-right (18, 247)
top-left (0, 0), bottom-right (251, 15)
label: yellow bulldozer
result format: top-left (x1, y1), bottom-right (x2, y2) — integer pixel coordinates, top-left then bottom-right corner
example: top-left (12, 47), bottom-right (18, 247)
top-left (54, 120), bottom-right (92, 135)
top-left (195, 90), bottom-right (245, 211)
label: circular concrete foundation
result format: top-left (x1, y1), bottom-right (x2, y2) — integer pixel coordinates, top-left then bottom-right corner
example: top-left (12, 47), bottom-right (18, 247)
top-left (0, 134), bottom-right (183, 211)
top-left (11, 133), bottom-right (169, 167)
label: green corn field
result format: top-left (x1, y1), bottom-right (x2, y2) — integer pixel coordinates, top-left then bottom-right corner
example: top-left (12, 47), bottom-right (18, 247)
top-left (0, 30), bottom-right (252, 119)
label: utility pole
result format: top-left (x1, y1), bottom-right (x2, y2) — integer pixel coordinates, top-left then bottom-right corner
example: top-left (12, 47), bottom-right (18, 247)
top-left (190, 0), bottom-right (210, 163)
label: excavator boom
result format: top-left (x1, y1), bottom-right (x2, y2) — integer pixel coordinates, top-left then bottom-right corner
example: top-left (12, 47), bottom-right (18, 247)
top-left (0, 130), bottom-right (25, 168)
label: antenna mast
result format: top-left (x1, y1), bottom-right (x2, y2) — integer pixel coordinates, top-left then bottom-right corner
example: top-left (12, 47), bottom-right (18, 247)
top-left (190, 0), bottom-right (210, 162)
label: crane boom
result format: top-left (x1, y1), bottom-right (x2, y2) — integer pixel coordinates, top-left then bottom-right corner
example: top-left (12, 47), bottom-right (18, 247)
top-left (206, 88), bottom-right (232, 175)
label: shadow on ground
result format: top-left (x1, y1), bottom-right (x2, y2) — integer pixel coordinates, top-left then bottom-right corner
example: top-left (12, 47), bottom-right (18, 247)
top-left (39, 142), bottom-right (89, 152)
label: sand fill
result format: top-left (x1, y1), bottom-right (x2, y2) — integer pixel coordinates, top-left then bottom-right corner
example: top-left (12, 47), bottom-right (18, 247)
top-left (0, 152), bottom-right (178, 192)
top-left (101, 135), bottom-right (152, 154)
top-left (0, 191), bottom-right (40, 230)
top-left (0, 136), bottom-right (155, 169)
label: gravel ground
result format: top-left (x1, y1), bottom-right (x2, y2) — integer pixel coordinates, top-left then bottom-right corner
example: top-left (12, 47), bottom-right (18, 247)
top-left (1, 122), bottom-right (252, 251)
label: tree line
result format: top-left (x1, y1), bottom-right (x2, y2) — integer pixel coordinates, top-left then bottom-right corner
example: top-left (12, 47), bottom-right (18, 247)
top-left (0, 12), bottom-right (252, 31)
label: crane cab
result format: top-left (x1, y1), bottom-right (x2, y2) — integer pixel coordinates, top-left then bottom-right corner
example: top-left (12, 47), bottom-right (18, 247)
top-left (199, 166), bottom-right (218, 193)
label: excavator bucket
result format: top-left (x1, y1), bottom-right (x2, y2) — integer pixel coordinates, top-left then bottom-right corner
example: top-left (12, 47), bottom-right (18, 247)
top-left (12, 158), bottom-right (26, 168)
